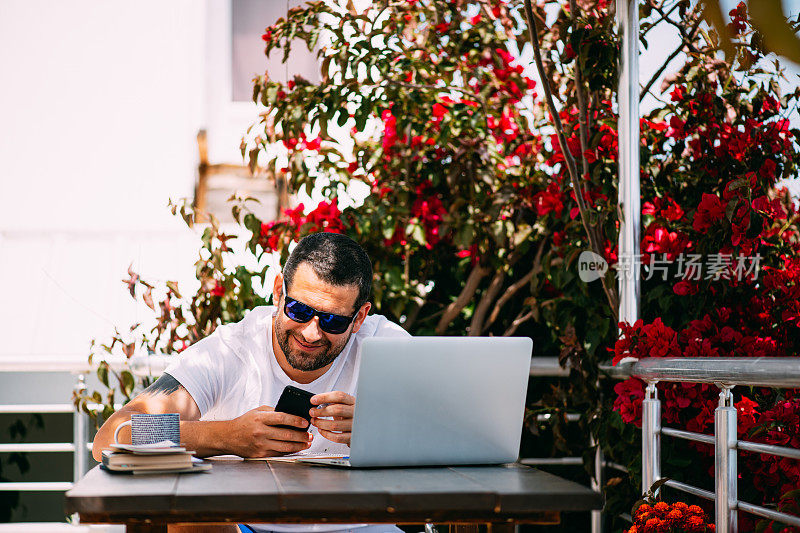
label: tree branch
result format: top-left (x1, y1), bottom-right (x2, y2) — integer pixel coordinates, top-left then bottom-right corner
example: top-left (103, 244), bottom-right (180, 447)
top-left (401, 296), bottom-right (426, 331)
top-left (641, 0), bottom-right (682, 39)
top-left (571, 0), bottom-right (620, 319)
top-left (503, 309), bottom-right (536, 336)
top-left (522, 0), bottom-right (586, 214)
top-left (469, 250), bottom-right (519, 336)
top-left (435, 264), bottom-right (491, 334)
top-left (483, 238), bottom-right (547, 333)
top-left (640, 12), bottom-right (703, 99)
top-left (469, 270), bottom-right (505, 335)
top-left (651, 1), bottom-right (701, 54)
top-left (523, 0), bottom-right (618, 320)
top-left (571, 0), bottom-right (591, 182)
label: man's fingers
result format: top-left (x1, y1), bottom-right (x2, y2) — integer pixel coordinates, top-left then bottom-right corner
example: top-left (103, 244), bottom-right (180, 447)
top-left (316, 428), bottom-right (351, 444)
top-left (272, 427), bottom-right (313, 443)
top-left (310, 391), bottom-right (354, 406)
top-left (264, 411), bottom-right (309, 429)
top-left (309, 403), bottom-right (353, 418)
top-left (269, 439), bottom-right (312, 453)
top-left (311, 417), bottom-right (352, 432)
top-left (255, 405), bottom-right (275, 412)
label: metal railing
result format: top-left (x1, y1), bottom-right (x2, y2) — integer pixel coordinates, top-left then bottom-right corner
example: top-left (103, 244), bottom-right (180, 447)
top-left (607, 357), bottom-right (800, 532)
top-left (22, 355), bottom-right (789, 533)
top-left (0, 373), bottom-right (90, 492)
top-left (527, 357), bottom-right (609, 532)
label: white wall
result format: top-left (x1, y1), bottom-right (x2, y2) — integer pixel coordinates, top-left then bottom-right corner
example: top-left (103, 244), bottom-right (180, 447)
top-left (0, 1), bottom-right (210, 363)
top-left (0, 1), bottom-right (206, 231)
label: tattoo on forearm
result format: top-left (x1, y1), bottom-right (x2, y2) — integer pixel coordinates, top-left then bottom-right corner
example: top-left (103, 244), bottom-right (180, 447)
top-left (141, 374), bottom-right (183, 396)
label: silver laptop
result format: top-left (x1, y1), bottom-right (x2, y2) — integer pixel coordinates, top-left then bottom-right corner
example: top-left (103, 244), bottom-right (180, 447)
top-left (299, 336), bottom-right (532, 467)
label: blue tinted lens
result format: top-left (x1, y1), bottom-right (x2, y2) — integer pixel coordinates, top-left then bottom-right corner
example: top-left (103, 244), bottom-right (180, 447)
top-left (318, 314), bottom-right (352, 334)
top-left (285, 299), bottom-right (314, 322)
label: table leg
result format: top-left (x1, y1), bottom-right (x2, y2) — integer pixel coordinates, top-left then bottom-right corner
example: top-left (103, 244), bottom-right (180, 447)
top-left (448, 526), bottom-right (480, 533)
top-left (487, 524), bottom-right (515, 533)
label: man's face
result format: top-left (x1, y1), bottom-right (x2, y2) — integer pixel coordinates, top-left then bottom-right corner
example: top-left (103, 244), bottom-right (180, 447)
top-left (273, 263), bottom-right (370, 372)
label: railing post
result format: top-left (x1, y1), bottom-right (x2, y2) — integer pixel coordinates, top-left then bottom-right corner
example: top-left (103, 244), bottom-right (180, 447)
top-left (591, 438), bottom-right (603, 533)
top-left (715, 387), bottom-right (737, 533)
top-left (642, 381), bottom-right (661, 493)
top-left (73, 373), bottom-right (87, 482)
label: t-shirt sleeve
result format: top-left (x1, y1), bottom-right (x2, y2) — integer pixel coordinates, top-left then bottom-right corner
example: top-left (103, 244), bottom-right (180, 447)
top-left (372, 315), bottom-right (412, 338)
top-left (162, 333), bottom-right (228, 416)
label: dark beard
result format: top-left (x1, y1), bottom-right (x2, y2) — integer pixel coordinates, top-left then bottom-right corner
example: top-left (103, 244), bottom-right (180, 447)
top-left (275, 317), bottom-right (350, 372)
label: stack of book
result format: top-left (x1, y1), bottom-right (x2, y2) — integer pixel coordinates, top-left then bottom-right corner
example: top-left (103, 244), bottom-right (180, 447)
top-left (101, 441), bottom-right (211, 474)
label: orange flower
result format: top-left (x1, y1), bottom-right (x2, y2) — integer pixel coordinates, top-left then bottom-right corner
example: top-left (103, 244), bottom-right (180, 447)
top-left (688, 505), bottom-right (704, 515)
top-left (653, 501), bottom-right (670, 515)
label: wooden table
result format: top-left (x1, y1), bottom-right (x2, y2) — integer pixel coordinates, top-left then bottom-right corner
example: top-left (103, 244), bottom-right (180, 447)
top-left (65, 458), bottom-right (603, 532)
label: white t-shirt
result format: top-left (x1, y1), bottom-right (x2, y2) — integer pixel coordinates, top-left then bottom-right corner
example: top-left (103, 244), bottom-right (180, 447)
top-left (163, 305), bottom-right (409, 533)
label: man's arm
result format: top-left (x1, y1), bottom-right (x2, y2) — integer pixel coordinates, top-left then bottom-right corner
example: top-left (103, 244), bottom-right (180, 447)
top-left (91, 374), bottom-right (314, 461)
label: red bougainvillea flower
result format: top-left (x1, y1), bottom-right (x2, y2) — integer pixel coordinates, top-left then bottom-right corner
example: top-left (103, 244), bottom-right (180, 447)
top-left (752, 195), bottom-right (788, 220)
top-left (210, 280), bottom-right (225, 297)
top-left (673, 280), bottom-right (698, 296)
top-left (693, 193), bottom-right (725, 232)
top-left (728, 1), bottom-right (748, 34)
top-left (643, 195), bottom-right (685, 222)
top-left (305, 199), bottom-right (344, 233)
top-left (381, 108), bottom-right (397, 152)
top-left (641, 222), bottom-right (693, 262)
top-left (432, 102), bottom-right (448, 119)
top-left (284, 204), bottom-right (305, 226)
top-left (260, 221), bottom-right (282, 251)
top-left (410, 182), bottom-right (447, 248)
top-left (613, 378), bottom-right (645, 426)
top-left (612, 319), bottom-right (643, 364)
top-left (533, 182), bottom-right (564, 217)
top-left (667, 115), bottom-right (686, 138)
top-left (638, 317), bottom-right (681, 359)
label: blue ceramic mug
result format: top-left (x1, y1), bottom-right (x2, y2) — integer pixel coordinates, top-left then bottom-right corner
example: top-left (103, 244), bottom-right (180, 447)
top-left (113, 413), bottom-right (181, 446)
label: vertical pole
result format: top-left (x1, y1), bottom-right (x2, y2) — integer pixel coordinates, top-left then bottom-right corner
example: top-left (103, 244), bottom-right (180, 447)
top-left (642, 382), bottom-right (661, 493)
top-left (616, 0), bottom-right (641, 325)
top-left (73, 373), bottom-right (87, 482)
top-left (715, 387), bottom-right (737, 533)
top-left (591, 443), bottom-right (603, 533)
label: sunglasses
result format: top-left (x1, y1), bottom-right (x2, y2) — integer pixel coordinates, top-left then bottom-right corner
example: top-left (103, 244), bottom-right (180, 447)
top-left (281, 281), bottom-right (358, 334)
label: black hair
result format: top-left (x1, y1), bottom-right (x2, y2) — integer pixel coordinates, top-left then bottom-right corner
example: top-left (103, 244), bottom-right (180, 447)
top-left (283, 232), bottom-right (372, 312)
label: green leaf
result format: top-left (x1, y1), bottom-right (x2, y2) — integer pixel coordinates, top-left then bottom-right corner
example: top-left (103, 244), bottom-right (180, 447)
top-left (725, 198), bottom-right (739, 222)
top-left (411, 224), bottom-right (426, 245)
top-left (97, 362), bottom-right (109, 388)
top-left (455, 223), bottom-right (475, 249)
top-left (120, 371), bottom-right (135, 398)
top-left (726, 177), bottom-right (749, 191)
top-left (166, 281), bottom-right (182, 298)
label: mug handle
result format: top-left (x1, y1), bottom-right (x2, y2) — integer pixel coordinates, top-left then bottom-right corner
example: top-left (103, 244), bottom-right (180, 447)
top-left (113, 420), bottom-right (132, 445)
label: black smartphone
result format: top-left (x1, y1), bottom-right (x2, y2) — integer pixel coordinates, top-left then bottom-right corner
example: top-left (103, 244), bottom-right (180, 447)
top-left (274, 385), bottom-right (315, 430)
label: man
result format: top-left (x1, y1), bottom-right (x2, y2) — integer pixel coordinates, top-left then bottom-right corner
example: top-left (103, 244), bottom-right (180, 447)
top-left (92, 232), bottom-right (409, 533)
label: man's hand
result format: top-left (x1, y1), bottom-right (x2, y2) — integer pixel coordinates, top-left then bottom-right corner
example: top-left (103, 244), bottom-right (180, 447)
top-left (227, 406), bottom-right (313, 458)
top-left (309, 391), bottom-right (355, 445)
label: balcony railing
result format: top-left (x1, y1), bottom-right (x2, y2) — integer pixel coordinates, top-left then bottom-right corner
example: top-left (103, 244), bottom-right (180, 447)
top-left (5, 356), bottom-right (798, 532)
top-left (0, 376), bottom-right (90, 494)
top-left (606, 357), bottom-right (800, 533)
